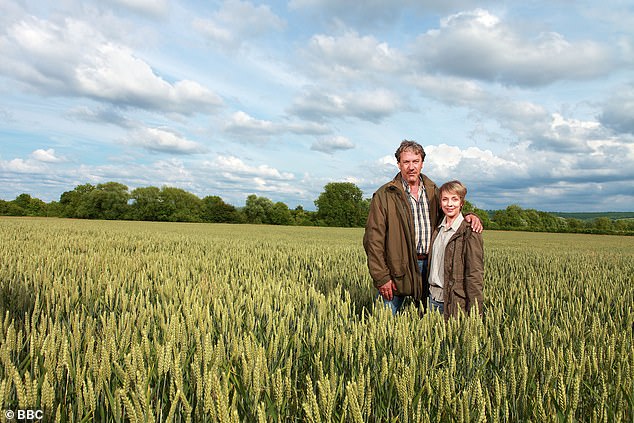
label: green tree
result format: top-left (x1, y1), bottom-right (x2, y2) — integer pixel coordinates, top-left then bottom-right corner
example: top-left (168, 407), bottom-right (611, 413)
top-left (11, 194), bottom-right (48, 216)
top-left (12, 193), bottom-right (32, 210)
top-left (46, 201), bottom-right (63, 217)
top-left (538, 211), bottom-right (566, 232)
top-left (244, 195), bottom-right (275, 224)
top-left (566, 218), bottom-right (586, 231)
top-left (13, 194), bottom-right (43, 216)
top-left (524, 209), bottom-right (541, 227)
top-left (270, 202), bottom-right (292, 225)
top-left (159, 187), bottom-right (202, 222)
top-left (493, 204), bottom-right (528, 228)
top-left (201, 196), bottom-right (241, 223)
top-left (291, 205), bottom-right (316, 226)
top-left (59, 184), bottom-right (96, 218)
top-left (130, 186), bottom-right (162, 221)
top-left (88, 182), bottom-right (130, 220)
top-left (0, 199), bottom-right (25, 216)
top-left (314, 182), bottom-right (366, 227)
top-left (593, 217), bottom-right (613, 232)
top-left (462, 200), bottom-right (492, 229)
top-left (613, 219), bottom-right (629, 232)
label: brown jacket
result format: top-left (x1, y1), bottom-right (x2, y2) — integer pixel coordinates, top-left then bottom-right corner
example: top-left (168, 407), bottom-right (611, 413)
top-left (363, 173), bottom-right (442, 301)
top-left (427, 219), bottom-right (484, 319)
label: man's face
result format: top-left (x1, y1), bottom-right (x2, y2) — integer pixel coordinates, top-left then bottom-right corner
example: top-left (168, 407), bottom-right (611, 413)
top-left (397, 150), bottom-right (423, 185)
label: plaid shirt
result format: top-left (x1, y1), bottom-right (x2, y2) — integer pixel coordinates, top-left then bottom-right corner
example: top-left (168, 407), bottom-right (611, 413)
top-left (402, 176), bottom-right (432, 255)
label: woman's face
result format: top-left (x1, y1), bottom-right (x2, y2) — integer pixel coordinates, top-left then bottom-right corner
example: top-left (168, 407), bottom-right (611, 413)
top-left (441, 190), bottom-right (463, 220)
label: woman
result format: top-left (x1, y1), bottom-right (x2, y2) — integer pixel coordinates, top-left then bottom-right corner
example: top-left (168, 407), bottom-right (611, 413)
top-left (426, 180), bottom-right (484, 319)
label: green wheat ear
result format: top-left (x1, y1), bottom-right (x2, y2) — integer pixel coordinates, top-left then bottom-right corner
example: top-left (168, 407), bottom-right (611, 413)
top-left (0, 218), bottom-right (632, 421)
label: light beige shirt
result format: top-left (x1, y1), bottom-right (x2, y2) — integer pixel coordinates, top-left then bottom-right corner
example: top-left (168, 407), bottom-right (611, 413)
top-left (429, 213), bottom-right (464, 302)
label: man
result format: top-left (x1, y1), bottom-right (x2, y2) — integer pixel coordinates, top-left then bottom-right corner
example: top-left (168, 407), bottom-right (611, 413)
top-left (363, 140), bottom-right (482, 314)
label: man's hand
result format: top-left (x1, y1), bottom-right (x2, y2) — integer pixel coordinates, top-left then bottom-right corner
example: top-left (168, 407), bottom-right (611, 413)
top-left (465, 213), bottom-right (483, 233)
top-left (379, 280), bottom-right (396, 301)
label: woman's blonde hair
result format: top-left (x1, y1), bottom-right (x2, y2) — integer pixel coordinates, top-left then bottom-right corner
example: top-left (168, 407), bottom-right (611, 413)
top-left (440, 180), bottom-right (467, 203)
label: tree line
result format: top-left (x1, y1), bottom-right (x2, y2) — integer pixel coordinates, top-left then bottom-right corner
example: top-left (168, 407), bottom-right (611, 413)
top-left (0, 182), bottom-right (369, 227)
top-left (485, 204), bottom-right (634, 234)
top-left (1, 181), bottom-right (633, 234)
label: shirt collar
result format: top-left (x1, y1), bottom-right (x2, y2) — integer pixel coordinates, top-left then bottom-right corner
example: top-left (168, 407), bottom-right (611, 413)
top-left (400, 174), bottom-right (423, 195)
top-left (439, 212), bottom-right (464, 232)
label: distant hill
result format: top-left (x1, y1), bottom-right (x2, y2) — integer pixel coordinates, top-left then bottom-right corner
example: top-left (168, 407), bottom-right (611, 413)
top-left (551, 212), bottom-right (634, 221)
top-left (483, 210), bottom-right (634, 221)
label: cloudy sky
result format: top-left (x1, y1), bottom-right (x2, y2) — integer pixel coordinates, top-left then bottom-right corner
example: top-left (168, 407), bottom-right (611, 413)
top-left (1, 0), bottom-right (633, 212)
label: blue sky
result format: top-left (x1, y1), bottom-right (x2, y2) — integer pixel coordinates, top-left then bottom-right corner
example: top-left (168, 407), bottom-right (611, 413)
top-left (1, 0), bottom-right (633, 212)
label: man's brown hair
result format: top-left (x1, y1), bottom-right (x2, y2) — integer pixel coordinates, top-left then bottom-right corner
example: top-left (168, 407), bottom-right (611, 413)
top-left (395, 140), bottom-right (426, 162)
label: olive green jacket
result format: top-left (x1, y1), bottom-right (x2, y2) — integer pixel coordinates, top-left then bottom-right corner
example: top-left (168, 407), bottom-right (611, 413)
top-left (427, 219), bottom-right (484, 319)
top-left (363, 173), bottom-right (441, 300)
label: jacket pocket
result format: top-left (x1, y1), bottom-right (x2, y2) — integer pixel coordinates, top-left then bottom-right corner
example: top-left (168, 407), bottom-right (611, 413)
top-left (451, 278), bottom-right (466, 298)
top-left (392, 273), bottom-right (412, 297)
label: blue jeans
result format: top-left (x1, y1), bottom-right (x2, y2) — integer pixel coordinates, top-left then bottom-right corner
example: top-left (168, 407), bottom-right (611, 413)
top-left (428, 295), bottom-right (444, 315)
top-left (379, 259), bottom-right (427, 314)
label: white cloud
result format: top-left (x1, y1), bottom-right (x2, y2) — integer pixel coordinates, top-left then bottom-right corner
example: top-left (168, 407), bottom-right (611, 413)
top-left (224, 111), bottom-right (278, 135)
top-left (65, 106), bottom-right (133, 128)
top-left (527, 113), bottom-right (606, 153)
top-left (212, 155), bottom-right (294, 180)
top-left (74, 44), bottom-right (222, 113)
top-left (78, 159), bottom-right (197, 190)
top-left (288, 0), bottom-right (473, 27)
top-left (202, 155), bottom-right (303, 202)
top-left (291, 88), bottom-right (404, 122)
top-left (418, 139), bottom-right (634, 209)
top-left (379, 155), bottom-right (396, 166)
top-left (1, 158), bottom-right (46, 173)
top-left (0, 17), bottom-right (223, 114)
top-left (128, 127), bottom-right (207, 154)
top-left (1, 1), bottom-right (633, 212)
top-left (193, 0), bottom-right (285, 50)
top-left (423, 144), bottom-right (526, 185)
top-left (107, 0), bottom-right (169, 17)
top-left (409, 74), bottom-right (489, 107)
top-left (414, 9), bottom-right (614, 86)
top-left (193, 20), bottom-right (233, 45)
top-left (360, 132), bottom-right (634, 210)
top-left (600, 83), bottom-right (634, 135)
top-left (285, 121), bottom-right (331, 136)
top-left (410, 73), bottom-right (608, 155)
top-left (0, 148), bottom-right (65, 175)
top-left (31, 149), bottom-right (64, 163)
top-left (311, 136), bottom-right (355, 154)
top-left (302, 31), bottom-right (406, 80)
top-left (223, 111), bottom-right (331, 140)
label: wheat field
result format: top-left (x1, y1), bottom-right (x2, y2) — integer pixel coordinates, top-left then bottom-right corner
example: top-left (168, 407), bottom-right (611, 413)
top-left (0, 217), bottom-right (632, 422)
